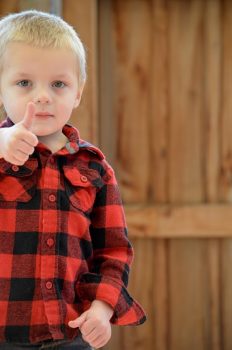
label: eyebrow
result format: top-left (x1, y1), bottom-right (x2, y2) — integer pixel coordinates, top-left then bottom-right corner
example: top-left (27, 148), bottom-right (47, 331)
top-left (52, 74), bottom-right (74, 80)
top-left (12, 72), bottom-right (32, 78)
top-left (12, 72), bottom-right (73, 80)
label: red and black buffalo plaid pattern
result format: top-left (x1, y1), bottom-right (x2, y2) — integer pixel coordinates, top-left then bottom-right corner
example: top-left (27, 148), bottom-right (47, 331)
top-left (0, 118), bottom-right (146, 344)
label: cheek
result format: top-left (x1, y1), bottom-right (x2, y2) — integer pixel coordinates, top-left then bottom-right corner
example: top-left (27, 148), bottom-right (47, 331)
top-left (2, 96), bottom-right (26, 122)
top-left (58, 98), bottom-right (76, 114)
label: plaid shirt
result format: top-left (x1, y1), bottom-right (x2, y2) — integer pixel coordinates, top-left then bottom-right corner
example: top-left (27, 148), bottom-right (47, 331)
top-left (0, 118), bottom-right (146, 344)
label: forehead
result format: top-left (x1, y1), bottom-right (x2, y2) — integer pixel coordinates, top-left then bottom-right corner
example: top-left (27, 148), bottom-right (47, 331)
top-left (2, 42), bottom-right (78, 76)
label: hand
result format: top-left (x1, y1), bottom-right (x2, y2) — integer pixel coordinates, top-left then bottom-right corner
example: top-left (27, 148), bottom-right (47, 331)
top-left (0, 102), bottom-right (38, 165)
top-left (68, 300), bottom-right (114, 349)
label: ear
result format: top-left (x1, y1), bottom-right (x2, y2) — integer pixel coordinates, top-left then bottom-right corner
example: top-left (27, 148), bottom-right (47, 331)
top-left (73, 82), bottom-right (85, 109)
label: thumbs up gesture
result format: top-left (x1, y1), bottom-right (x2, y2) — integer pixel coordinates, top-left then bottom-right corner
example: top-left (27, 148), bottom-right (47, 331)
top-left (0, 102), bottom-right (38, 165)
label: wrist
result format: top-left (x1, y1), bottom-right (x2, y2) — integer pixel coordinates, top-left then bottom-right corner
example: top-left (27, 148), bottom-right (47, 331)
top-left (91, 299), bottom-right (114, 319)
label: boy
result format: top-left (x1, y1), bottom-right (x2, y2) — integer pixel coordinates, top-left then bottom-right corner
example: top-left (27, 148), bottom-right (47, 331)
top-left (0, 10), bottom-right (146, 350)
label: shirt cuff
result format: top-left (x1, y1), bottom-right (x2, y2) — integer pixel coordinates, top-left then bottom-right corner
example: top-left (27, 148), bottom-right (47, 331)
top-left (75, 273), bottom-right (146, 326)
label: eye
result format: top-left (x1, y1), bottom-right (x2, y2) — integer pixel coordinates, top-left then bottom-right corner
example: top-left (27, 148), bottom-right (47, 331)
top-left (17, 80), bottom-right (32, 87)
top-left (52, 81), bottom-right (66, 88)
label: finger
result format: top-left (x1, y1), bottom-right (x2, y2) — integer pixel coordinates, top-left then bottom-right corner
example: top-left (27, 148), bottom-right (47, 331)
top-left (68, 312), bottom-right (87, 328)
top-left (24, 133), bottom-right (38, 147)
top-left (83, 329), bottom-right (101, 343)
top-left (13, 150), bottom-right (30, 163)
top-left (89, 334), bottom-right (109, 349)
top-left (17, 128), bottom-right (38, 147)
top-left (80, 322), bottom-right (95, 338)
top-left (7, 153), bottom-right (29, 166)
top-left (83, 325), bottom-right (109, 344)
top-left (17, 140), bottom-right (35, 155)
top-left (21, 102), bottom-right (36, 130)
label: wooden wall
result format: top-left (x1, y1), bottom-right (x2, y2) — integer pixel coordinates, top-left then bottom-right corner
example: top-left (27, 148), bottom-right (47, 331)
top-left (1, 0), bottom-right (232, 349)
top-left (99, 1), bottom-right (232, 349)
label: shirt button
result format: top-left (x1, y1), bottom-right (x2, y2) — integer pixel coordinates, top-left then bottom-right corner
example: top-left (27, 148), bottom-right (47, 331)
top-left (48, 194), bottom-right (56, 202)
top-left (46, 281), bottom-right (53, 290)
top-left (47, 238), bottom-right (54, 247)
top-left (12, 165), bottom-right (19, 172)
top-left (80, 175), bottom-right (88, 183)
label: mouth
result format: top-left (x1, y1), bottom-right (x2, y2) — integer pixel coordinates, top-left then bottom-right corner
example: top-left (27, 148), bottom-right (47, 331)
top-left (35, 112), bottom-right (53, 118)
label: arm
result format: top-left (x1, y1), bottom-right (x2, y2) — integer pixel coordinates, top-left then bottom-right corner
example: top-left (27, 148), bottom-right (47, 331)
top-left (69, 162), bottom-right (146, 344)
top-left (69, 163), bottom-right (146, 347)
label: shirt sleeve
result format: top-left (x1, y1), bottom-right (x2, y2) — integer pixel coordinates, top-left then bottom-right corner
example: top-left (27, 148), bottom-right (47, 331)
top-left (75, 161), bottom-right (146, 326)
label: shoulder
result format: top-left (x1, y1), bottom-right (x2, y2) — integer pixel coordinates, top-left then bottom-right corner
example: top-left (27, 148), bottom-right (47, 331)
top-left (78, 139), bottom-right (115, 181)
top-left (78, 138), bottom-right (105, 161)
top-left (64, 125), bottom-right (116, 182)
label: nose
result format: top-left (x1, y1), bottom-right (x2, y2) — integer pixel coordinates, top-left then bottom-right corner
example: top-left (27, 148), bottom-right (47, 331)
top-left (33, 88), bottom-right (52, 104)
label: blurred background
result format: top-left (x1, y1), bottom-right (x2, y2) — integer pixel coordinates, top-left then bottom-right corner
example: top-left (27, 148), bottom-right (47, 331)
top-left (1, 0), bottom-right (232, 349)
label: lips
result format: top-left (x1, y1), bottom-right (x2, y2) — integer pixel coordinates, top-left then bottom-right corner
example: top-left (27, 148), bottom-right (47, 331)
top-left (35, 112), bottom-right (53, 117)
top-left (35, 112), bottom-right (53, 118)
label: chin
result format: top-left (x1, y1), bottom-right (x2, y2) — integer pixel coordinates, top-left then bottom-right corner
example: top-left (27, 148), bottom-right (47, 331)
top-left (32, 127), bottom-right (53, 136)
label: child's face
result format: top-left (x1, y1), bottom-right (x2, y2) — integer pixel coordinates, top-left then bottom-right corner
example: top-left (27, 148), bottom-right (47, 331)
top-left (0, 42), bottom-right (84, 138)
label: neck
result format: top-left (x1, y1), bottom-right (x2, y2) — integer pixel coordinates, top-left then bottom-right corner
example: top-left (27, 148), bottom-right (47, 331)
top-left (38, 132), bottom-right (68, 153)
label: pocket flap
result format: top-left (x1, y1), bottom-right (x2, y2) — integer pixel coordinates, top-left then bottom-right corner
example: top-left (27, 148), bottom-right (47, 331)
top-left (0, 158), bottom-right (38, 177)
top-left (63, 166), bottom-right (104, 189)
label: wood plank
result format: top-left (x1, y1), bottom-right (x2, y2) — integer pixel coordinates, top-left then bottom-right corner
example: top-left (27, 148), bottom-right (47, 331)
top-left (153, 239), bottom-right (169, 350)
top-left (63, 0), bottom-right (98, 143)
top-left (125, 204), bottom-right (232, 238)
top-left (98, 0), bottom-right (116, 166)
top-left (221, 239), bottom-right (232, 350)
top-left (220, 0), bottom-right (232, 202)
top-left (150, 0), bottom-right (169, 203)
top-left (204, 2), bottom-right (222, 348)
top-left (203, 2), bottom-right (222, 348)
top-left (169, 0), bottom-right (204, 203)
top-left (108, 0), bottom-right (150, 203)
top-left (169, 239), bottom-right (208, 350)
top-left (206, 239), bottom-right (222, 350)
top-left (204, 0), bottom-right (221, 202)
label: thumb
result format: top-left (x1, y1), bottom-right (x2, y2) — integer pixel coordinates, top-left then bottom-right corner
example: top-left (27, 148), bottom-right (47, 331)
top-left (21, 102), bottom-right (36, 130)
top-left (68, 311), bottom-right (88, 329)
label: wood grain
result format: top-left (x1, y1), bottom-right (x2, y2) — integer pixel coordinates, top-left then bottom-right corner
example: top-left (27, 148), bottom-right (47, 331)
top-left (150, 0), bottom-right (169, 203)
top-left (63, 0), bottom-right (98, 143)
top-left (110, 0), bottom-right (150, 203)
top-left (125, 204), bottom-right (232, 238)
top-left (169, 0), bottom-right (204, 203)
top-left (220, 0), bottom-right (232, 202)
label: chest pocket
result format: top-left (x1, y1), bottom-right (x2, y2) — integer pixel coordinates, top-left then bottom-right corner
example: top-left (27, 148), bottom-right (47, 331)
top-left (63, 166), bottom-right (104, 213)
top-left (0, 158), bottom-right (38, 202)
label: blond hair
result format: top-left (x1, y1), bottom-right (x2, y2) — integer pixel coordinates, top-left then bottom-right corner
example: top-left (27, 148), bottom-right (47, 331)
top-left (0, 10), bottom-right (86, 84)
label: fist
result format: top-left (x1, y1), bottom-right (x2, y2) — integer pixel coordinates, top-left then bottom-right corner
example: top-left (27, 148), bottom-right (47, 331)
top-left (0, 102), bottom-right (38, 165)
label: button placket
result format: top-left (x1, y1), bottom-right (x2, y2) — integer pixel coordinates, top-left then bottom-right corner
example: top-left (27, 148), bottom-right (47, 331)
top-left (39, 159), bottom-right (63, 338)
